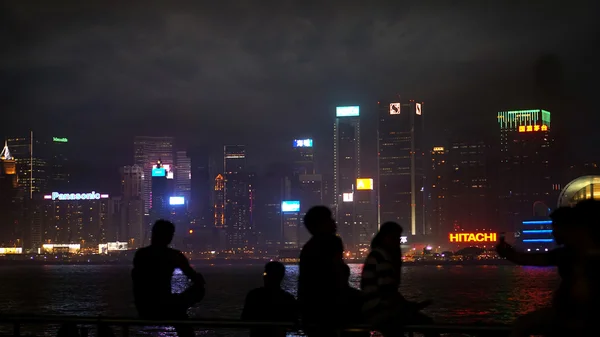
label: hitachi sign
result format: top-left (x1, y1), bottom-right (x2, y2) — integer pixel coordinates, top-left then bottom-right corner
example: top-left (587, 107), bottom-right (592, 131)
top-left (449, 232), bottom-right (497, 243)
top-left (48, 191), bottom-right (109, 201)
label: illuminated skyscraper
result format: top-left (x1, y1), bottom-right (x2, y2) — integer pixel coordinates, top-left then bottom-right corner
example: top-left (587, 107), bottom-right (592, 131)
top-left (133, 136), bottom-right (174, 213)
top-left (7, 132), bottom-right (48, 198)
top-left (378, 100), bottom-right (425, 236)
top-left (428, 146), bottom-right (448, 236)
top-left (0, 142), bottom-right (20, 245)
top-left (213, 174), bottom-right (225, 229)
top-left (292, 138), bottom-right (315, 176)
top-left (223, 145), bottom-right (250, 250)
top-left (334, 106), bottom-right (361, 247)
top-left (497, 109), bottom-right (554, 231)
top-left (175, 150), bottom-right (192, 205)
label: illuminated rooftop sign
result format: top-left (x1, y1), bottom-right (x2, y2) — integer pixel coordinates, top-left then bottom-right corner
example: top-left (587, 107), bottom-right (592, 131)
top-left (336, 106), bottom-right (360, 117)
top-left (169, 196), bottom-right (185, 205)
top-left (45, 191), bottom-right (109, 201)
top-left (518, 125), bottom-right (549, 133)
top-left (449, 232), bottom-right (497, 243)
top-left (281, 200), bottom-right (300, 213)
top-left (356, 178), bottom-right (374, 191)
top-left (389, 103), bottom-right (400, 115)
top-left (433, 147), bottom-right (444, 152)
top-left (416, 103), bottom-right (422, 115)
top-left (294, 139), bottom-right (313, 148)
top-left (152, 168), bottom-right (166, 177)
top-left (497, 109), bottom-right (551, 130)
top-left (53, 137), bottom-right (68, 143)
top-left (343, 192), bottom-right (354, 202)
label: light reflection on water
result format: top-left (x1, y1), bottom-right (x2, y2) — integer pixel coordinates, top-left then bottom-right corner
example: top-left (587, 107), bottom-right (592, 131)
top-left (0, 264), bottom-right (558, 336)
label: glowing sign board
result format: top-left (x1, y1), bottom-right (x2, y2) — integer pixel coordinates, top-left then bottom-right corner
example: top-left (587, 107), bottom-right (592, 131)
top-left (152, 168), bottom-right (166, 177)
top-left (53, 137), bottom-right (68, 143)
top-left (46, 191), bottom-right (108, 201)
top-left (0, 247), bottom-right (22, 254)
top-left (449, 232), bottom-right (497, 243)
top-left (416, 103), bottom-right (422, 115)
top-left (98, 242), bottom-right (129, 254)
top-left (356, 178), bottom-right (374, 191)
top-left (518, 125), bottom-right (548, 133)
top-left (343, 192), bottom-right (354, 202)
top-left (294, 139), bottom-right (313, 147)
top-left (389, 103), bottom-right (400, 115)
top-left (281, 200), bottom-right (300, 213)
top-left (336, 106), bottom-right (360, 117)
top-left (433, 147), bottom-right (444, 152)
top-left (400, 236), bottom-right (408, 244)
top-left (42, 244), bottom-right (80, 254)
top-left (169, 196), bottom-right (185, 205)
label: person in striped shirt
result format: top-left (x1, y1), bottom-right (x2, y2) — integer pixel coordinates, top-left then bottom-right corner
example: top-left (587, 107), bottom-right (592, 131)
top-left (360, 222), bottom-right (436, 337)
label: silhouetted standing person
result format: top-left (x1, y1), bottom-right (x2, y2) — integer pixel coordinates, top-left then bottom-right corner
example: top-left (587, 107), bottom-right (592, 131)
top-left (132, 220), bottom-right (205, 337)
top-left (241, 261), bottom-right (298, 337)
top-left (298, 206), bottom-right (346, 337)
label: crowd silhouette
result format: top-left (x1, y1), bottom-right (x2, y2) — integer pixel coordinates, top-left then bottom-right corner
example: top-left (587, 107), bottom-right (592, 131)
top-left (126, 200), bottom-right (600, 337)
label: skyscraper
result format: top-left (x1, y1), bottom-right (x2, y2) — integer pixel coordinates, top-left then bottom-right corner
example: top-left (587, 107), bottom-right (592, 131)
top-left (213, 174), bottom-right (225, 229)
top-left (133, 136), bottom-right (174, 213)
top-left (223, 145), bottom-right (250, 250)
top-left (118, 165), bottom-right (145, 247)
top-left (175, 150), bottom-right (192, 205)
top-left (7, 132), bottom-right (48, 199)
top-left (428, 146), bottom-right (448, 236)
top-left (0, 142), bottom-right (20, 245)
top-left (292, 138), bottom-right (315, 176)
top-left (497, 109), bottom-right (553, 231)
top-left (334, 106), bottom-right (361, 247)
top-left (378, 100), bottom-right (425, 236)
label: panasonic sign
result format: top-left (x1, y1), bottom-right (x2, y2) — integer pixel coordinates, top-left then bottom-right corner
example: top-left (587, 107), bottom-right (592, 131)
top-left (47, 191), bottom-right (109, 201)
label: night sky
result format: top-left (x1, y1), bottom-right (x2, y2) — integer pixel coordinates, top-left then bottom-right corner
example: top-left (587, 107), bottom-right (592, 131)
top-left (2, 0), bottom-right (600, 188)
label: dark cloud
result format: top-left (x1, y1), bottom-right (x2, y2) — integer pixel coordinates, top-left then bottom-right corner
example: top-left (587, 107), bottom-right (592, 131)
top-left (1, 0), bottom-right (599, 167)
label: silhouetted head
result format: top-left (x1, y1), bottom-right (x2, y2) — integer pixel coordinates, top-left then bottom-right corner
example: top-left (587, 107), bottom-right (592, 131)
top-left (151, 219), bottom-right (175, 246)
top-left (371, 222), bottom-right (403, 251)
top-left (304, 206), bottom-right (336, 236)
top-left (550, 207), bottom-right (575, 245)
top-left (263, 261), bottom-right (286, 288)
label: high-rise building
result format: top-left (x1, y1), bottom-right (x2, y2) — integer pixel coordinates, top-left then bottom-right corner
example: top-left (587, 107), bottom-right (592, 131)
top-left (297, 174), bottom-right (323, 246)
top-left (150, 160), bottom-right (172, 222)
top-left (175, 150), bottom-right (191, 206)
top-left (281, 200), bottom-right (300, 248)
top-left (378, 100), bottom-right (425, 236)
top-left (354, 178), bottom-right (377, 255)
top-left (47, 136), bottom-right (70, 191)
top-left (497, 109), bottom-right (553, 231)
top-left (447, 140), bottom-right (494, 232)
top-left (41, 191), bottom-right (111, 249)
top-left (116, 165), bottom-right (145, 247)
top-left (133, 136), bottom-right (174, 213)
top-left (292, 138), bottom-right (315, 176)
top-left (213, 174), bottom-right (225, 229)
top-left (223, 145), bottom-right (250, 250)
top-left (7, 132), bottom-right (48, 199)
top-left (428, 147), bottom-right (448, 237)
top-left (334, 106), bottom-right (361, 247)
top-left (0, 142), bottom-right (20, 245)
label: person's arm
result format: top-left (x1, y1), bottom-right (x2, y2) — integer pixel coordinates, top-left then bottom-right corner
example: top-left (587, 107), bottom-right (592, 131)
top-left (498, 241), bottom-right (557, 266)
top-left (176, 252), bottom-right (205, 285)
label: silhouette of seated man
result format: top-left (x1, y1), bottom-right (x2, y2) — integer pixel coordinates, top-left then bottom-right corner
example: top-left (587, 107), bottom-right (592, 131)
top-left (241, 261), bottom-right (298, 337)
top-left (132, 220), bottom-right (205, 336)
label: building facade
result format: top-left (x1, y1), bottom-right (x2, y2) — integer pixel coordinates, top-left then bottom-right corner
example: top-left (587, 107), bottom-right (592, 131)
top-left (133, 136), bottom-right (174, 213)
top-left (223, 145), bottom-right (250, 250)
top-left (378, 100), bottom-right (425, 236)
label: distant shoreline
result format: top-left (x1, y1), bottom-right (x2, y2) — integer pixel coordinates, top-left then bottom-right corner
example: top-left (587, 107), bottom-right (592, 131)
top-left (0, 258), bottom-right (516, 266)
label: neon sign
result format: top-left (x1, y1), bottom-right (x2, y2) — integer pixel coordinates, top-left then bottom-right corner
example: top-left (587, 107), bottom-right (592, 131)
top-left (415, 103), bottom-right (422, 115)
top-left (449, 232), bottom-right (497, 243)
top-left (336, 106), bottom-right (360, 117)
top-left (46, 191), bottom-right (109, 201)
top-left (294, 139), bottom-right (313, 147)
top-left (356, 178), bottom-right (374, 191)
top-left (389, 103), bottom-right (400, 115)
top-left (433, 147), bottom-right (444, 152)
top-left (53, 137), bottom-right (68, 143)
top-left (518, 125), bottom-right (548, 132)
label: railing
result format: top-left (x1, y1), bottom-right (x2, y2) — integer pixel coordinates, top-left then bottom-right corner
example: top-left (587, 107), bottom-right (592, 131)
top-left (0, 315), bottom-right (512, 337)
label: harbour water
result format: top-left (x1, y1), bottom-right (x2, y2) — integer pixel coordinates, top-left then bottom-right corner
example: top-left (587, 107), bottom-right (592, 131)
top-left (0, 264), bottom-right (559, 336)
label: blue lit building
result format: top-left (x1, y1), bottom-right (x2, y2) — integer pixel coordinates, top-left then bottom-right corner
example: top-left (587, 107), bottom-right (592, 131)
top-left (519, 218), bottom-right (555, 252)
